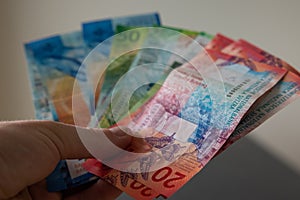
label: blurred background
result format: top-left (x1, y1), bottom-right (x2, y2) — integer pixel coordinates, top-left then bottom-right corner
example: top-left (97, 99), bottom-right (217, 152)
top-left (0, 0), bottom-right (299, 199)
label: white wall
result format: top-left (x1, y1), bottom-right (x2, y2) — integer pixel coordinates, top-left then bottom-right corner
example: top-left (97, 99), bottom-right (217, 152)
top-left (0, 0), bottom-right (299, 173)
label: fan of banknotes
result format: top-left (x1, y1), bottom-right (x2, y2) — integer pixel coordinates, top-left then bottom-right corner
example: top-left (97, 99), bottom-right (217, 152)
top-left (24, 12), bottom-right (300, 199)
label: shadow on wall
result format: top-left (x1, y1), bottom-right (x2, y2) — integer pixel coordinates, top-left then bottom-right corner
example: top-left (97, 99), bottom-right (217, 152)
top-left (118, 135), bottom-right (300, 200)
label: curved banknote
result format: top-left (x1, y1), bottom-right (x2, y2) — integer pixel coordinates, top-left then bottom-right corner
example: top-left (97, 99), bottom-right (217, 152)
top-left (82, 13), bottom-right (161, 120)
top-left (238, 39), bottom-right (300, 76)
top-left (91, 27), bottom-right (153, 125)
top-left (84, 47), bottom-right (286, 198)
top-left (214, 37), bottom-right (300, 151)
top-left (24, 13), bottom-right (162, 192)
top-left (84, 29), bottom-right (215, 199)
top-left (82, 13), bottom-right (161, 51)
top-left (24, 18), bottom-right (299, 198)
top-left (205, 33), bottom-right (234, 51)
top-left (25, 31), bottom-right (88, 124)
top-left (97, 27), bottom-right (213, 128)
top-left (223, 71), bottom-right (300, 149)
top-left (222, 39), bottom-right (300, 75)
top-left (24, 30), bottom-right (97, 191)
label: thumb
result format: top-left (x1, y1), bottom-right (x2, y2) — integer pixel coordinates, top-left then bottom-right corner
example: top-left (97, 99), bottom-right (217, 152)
top-left (39, 121), bottom-right (133, 160)
top-left (0, 120), bottom-right (132, 199)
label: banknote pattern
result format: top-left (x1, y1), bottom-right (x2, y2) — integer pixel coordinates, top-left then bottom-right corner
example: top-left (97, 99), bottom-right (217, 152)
top-left (25, 31), bottom-right (87, 124)
top-left (24, 13), bottom-right (162, 192)
top-left (86, 30), bottom-right (296, 197)
top-left (238, 39), bottom-right (300, 76)
top-left (82, 13), bottom-right (160, 50)
top-left (225, 71), bottom-right (300, 147)
top-left (82, 13), bottom-right (161, 119)
top-left (84, 48), bottom-right (287, 198)
top-left (24, 32), bottom-right (96, 191)
top-left (98, 27), bottom-right (213, 128)
top-left (210, 36), bottom-right (300, 152)
top-left (23, 13), bottom-right (300, 199)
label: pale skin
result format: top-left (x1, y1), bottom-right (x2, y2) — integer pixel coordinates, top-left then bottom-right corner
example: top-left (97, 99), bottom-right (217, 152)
top-left (0, 120), bottom-right (147, 200)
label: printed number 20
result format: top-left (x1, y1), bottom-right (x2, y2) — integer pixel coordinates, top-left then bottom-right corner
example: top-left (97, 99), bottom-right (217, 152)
top-left (151, 167), bottom-right (186, 188)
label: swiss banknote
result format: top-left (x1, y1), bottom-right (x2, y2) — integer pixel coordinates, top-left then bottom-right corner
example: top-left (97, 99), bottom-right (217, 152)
top-left (24, 12), bottom-right (161, 191)
top-left (23, 12), bottom-right (300, 199)
top-left (84, 46), bottom-right (287, 199)
top-left (84, 31), bottom-right (299, 199)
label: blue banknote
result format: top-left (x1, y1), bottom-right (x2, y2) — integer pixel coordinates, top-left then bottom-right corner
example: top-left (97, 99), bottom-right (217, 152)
top-left (24, 13), bottom-right (162, 192)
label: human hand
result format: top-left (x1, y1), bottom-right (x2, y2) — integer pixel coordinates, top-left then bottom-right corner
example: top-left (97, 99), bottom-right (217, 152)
top-left (0, 120), bottom-right (137, 200)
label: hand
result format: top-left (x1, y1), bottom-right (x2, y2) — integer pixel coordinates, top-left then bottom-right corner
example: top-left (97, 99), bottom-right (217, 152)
top-left (0, 120), bottom-right (134, 200)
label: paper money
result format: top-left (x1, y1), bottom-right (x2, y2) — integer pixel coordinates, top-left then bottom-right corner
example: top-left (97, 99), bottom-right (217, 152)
top-left (222, 71), bottom-right (300, 150)
top-left (24, 13), bottom-right (162, 192)
top-left (24, 49), bottom-right (53, 120)
top-left (84, 158), bottom-right (160, 199)
top-left (222, 39), bottom-right (300, 75)
top-left (98, 27), bottom-right (213, 128)
top-left (205, 33), bottom-right (234, 51)
top-left (92, 27), bottom-right (152, 126)
top-left (214, 38), bottom-right (300, 151)
top-left (238, 39), bottom-right (300, 76)
top-left (82, 13), bottom-right (161, 50)
top-left (160, 25), bottom-right (214, 45)
top-left (23, 14), bottom-right (299, 199)
top-left (84, 47), bottom-right (286, 198)
top-left (25, 31), bottom-right (87, 124)
top-left (82, 14), bottom-right (161, 124)
top-left (24, 31), bottom-right (97, 191)
top-left (86, 28), bottom-right (214, 198)
top-left (25, 14), bottom-right (161, 125)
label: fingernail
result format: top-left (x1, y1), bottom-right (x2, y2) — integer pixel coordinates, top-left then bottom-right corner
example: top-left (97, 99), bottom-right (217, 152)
top-left (142, 143), bottom-right (152, 152)
top-left (109, 126), bottom-right (129, 137)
